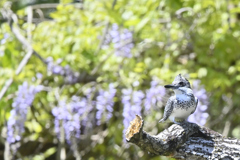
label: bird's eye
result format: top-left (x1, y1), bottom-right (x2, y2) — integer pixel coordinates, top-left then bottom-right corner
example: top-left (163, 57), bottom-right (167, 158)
top-left (179, 82), bottom-right (184, 86)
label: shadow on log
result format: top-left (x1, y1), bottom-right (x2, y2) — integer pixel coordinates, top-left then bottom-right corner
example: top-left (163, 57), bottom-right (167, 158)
top-left (125, 115), bottom-right (240, 160)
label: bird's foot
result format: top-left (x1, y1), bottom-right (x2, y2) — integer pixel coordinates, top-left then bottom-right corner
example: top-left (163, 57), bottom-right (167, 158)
top-left (173, 119), bottom-right (187, 125)
top-left (173, 119), bottom-right (182, 125)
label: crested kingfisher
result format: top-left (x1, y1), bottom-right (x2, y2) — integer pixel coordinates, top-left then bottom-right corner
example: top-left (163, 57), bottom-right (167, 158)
top-left (159, 74), bottom-right (198, 124)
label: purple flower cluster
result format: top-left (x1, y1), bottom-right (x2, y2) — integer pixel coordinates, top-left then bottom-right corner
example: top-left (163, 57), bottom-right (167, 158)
top-left (7, 82), bottom-right (43, 143)
top-left (122, 89), bottom-right (144, 138)
top-left (52, 95), bottom-right (93, 143)
top-left (188, 80), bottom-right (209, 125)
top-left (46, 57), bottom-right (79, 84)
top-left (0, 33), bottom-right (9, 44)
top-left (96, 84), bottom-right (116, 125)
top-left (0, 33), bottom-right (9, 56)
top-left (36, 73), bottom-right (43, 79)
top-left (145, 80), bottom-right (166, 112)
top-left (109, 24), bottom-right (134, 58)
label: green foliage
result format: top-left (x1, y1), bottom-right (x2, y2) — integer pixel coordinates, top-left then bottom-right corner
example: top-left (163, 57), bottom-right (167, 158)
top-left (1, 0), bottom-right (240, 159)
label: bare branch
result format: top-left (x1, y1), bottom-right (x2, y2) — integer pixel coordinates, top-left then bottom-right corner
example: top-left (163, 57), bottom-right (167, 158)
top-left (0, 6), bottom-right (46, 101)
top-left (0, 79), bottom-right (13, 101)
top-left (126, 115), bottom-right (240, 159)
top-left (175, 7), bottom-right (193, 18)
top-left (90, 0), bottom-right (118, 75)
top-left (25, 3), bottom-right (58, 9)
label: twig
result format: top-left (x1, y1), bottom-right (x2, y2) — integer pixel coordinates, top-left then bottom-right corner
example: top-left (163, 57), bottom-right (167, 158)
top-left (54, 88), bottom-right (66, 160)
top-left (0, 79), bottom-right (13, 101)
top-left (59, 123), bottom-right (66, 160)
top-left (226, 0), bottom-right (232, 30)
top-left (90, 0), bottom-right (118, 75)
top-left (71, 137), bottom-right (82, 160)
top-left (92, 0), bottom-right (117, 56)
top-left (0, 7), bottom-right (46, 101)
top-left (90, 50), bottom-right (112, 75)
top-left (4, 141), bottom-right (12, 160)
top-left (93, 22), bottom-right (110, 57)
top-left (26, 6), bottom-right (33, 41)
top-left (1, 6), bottom-right (46, 63)
top-left (27, 3), bottom-right (58, 9)
top-left (10, 21), bottom-right (46, 63)
top-left (35, 9), bottom-right (45, 22)
top-left (30, 105), bottom-right (45, 129)
top-left (91, 38), bottom-right (133, 75)
top-left (222, 120), bottom-right (231, 137)
top-left (175, 7), bottom-right (193, 18)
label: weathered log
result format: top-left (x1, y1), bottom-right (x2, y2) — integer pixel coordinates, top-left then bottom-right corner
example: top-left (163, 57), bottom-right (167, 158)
top-left (125, 115), bottom-right (240, 160)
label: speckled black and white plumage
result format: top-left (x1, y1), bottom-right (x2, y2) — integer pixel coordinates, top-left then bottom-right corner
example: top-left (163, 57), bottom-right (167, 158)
top-left (159, 74), bottom-right (198, 124)
top-left (172, 74), bottom-right (191, 89)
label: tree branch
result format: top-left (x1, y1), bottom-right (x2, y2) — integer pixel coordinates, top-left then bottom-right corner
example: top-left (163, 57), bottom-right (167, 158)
top-left (0, 6), bottom-right (98, 100)
top-left (90, 0), bottom-right (118, 75)
top-left (125, 115), bottom-right (240, 159)
top-left (0, 5), bottom-right (46, 101)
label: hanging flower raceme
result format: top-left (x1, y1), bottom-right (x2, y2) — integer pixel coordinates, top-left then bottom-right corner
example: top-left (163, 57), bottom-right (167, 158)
top-left (96, 83), bottom-right (117, 125)
top-left (7, 82), bottom-right (43, 144)
top-left (122, 88), bottom-right (144, 140)
top-left (52, 96), bottom-right (93, 143)
top-left (108, 24), bottom-right (134, 58)
top-left (46, 57), bottom-right (79, 84)
top-left (144, 80), bottom-right (166, 112)
top-left (188, 80), bottom-right (209, 125)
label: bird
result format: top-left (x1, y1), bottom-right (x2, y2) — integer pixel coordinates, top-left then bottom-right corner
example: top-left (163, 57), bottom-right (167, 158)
top-left (159, 74), bottom-right (198, 124)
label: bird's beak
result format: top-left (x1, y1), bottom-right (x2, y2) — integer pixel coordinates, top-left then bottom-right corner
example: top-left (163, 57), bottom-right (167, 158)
top-left (164, 84), bottom-right (179, 89)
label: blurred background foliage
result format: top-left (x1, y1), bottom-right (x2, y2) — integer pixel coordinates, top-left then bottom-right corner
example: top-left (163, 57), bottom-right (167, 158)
top-left (1, 0), bottom-right (240, 159)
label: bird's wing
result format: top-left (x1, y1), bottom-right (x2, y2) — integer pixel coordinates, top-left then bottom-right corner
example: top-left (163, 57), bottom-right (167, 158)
top-left (191, 96), bottom-right (198, 114)
top-left (195, 97), bottom-right (198, 106)
top-left (159, 97), bottom-right (174, 123)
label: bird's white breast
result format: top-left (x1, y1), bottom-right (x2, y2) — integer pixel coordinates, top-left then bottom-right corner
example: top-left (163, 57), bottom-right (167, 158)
top-left (170, 106), bottom-right (195, 121)
top-left (169, 94), bottom-right (196, 122)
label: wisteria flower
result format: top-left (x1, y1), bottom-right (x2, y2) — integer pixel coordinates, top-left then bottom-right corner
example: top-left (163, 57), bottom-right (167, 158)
top-left (46, 57), bottom-right (79, 84)
top-left (96, 83), bottom-right (116, 125)
top-left (188, 80), bottom-right (209, 125)
top-left (7, 82), bottom-right (43, 144)
top-left (52, 94), bottom-right (94, 143)
top-left (122, 88), bottom-right (144, 140)
top-left (145, 80), bottom-right (166, 112)
top-left (109, 24), bottom-right (134, 58)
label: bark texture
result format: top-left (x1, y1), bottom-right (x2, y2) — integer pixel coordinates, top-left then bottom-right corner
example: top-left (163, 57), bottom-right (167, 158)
top-left (125, 115), bottom-right (240, 160)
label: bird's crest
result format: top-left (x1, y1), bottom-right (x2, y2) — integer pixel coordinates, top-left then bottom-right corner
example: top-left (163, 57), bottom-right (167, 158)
top-left (172, 74), bottom-right (191, 88)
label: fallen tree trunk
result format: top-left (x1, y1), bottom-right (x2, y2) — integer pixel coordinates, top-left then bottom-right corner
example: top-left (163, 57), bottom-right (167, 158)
top-left (125, 115), bottom-right (240, 160)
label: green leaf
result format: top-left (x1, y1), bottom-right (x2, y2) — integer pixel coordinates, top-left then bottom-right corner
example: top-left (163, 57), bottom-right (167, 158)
top-left (135, 14), bottom-right (151, 32)
top-left (198, 68), bottom-right (208, 78)
top-left (44, 147), bottom-right (57, 158)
